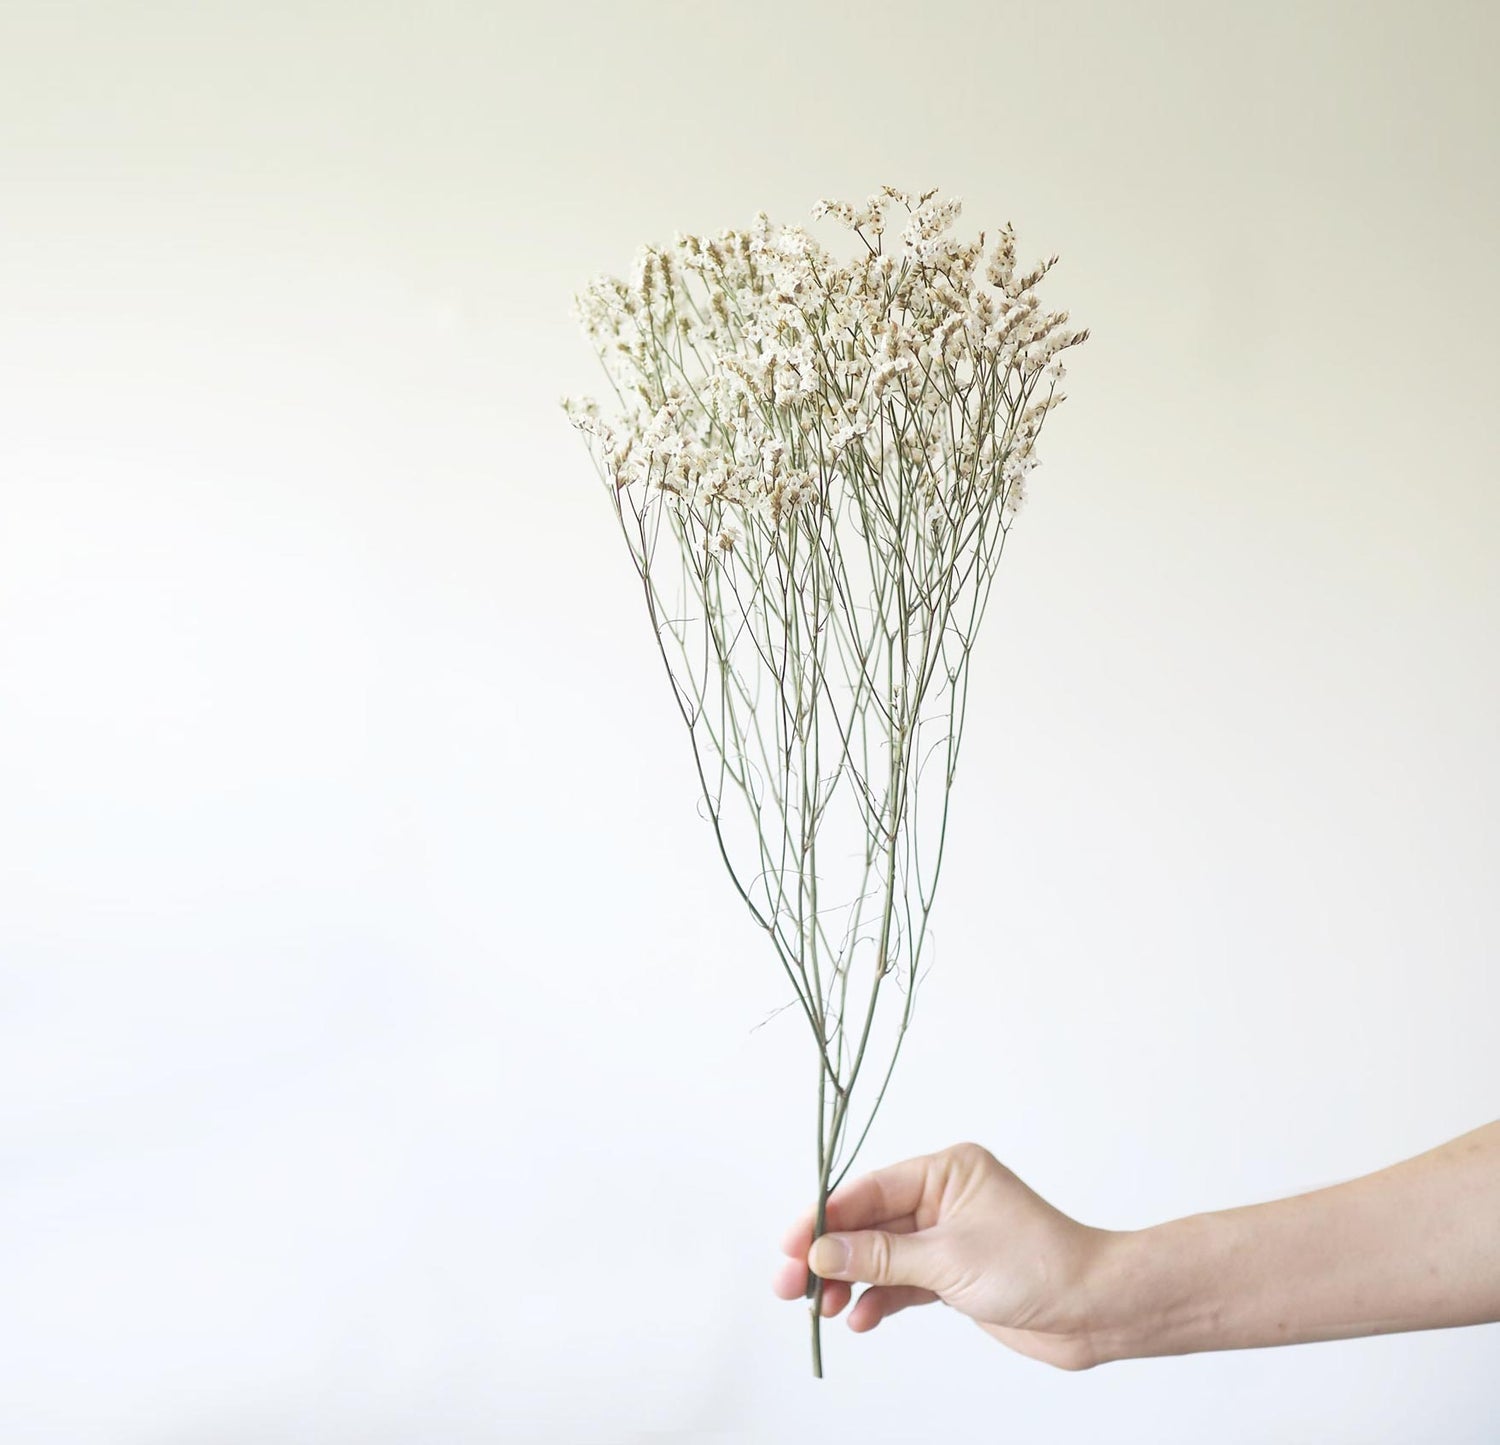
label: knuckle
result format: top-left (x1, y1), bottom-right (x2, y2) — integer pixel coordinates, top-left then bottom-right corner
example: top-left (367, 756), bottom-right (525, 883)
top-left (868, 1230), bottom-right (893, 1283)
top-left (947, 1139), bottom-right (991, 1168)
top-left (1050, 1340), bottom-right (1099, 1372)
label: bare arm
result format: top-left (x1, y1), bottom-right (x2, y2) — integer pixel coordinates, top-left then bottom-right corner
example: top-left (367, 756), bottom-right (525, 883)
top-left (1085, 1119), bottom-right (1500, 1363)
top-left (775, 1121), bottom-right (1500, 1369)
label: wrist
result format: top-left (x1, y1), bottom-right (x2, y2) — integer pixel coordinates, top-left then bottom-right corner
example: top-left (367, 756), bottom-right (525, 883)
top-left (1076, 1213), bottom-right (1236, 1365)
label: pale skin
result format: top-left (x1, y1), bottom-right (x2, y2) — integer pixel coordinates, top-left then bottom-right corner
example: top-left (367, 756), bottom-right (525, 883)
top-left (773, 1121), bottom-right (1500, 1369)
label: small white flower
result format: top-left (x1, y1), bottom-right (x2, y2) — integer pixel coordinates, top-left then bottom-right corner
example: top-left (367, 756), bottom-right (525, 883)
top-left (707, 523), bottom-right (742, 556)
top-left (828, 417), bottom-right (870, 455)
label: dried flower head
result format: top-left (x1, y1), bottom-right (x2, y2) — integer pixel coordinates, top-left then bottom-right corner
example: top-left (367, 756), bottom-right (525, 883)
top-left (568, 185), bottom-right (1087, 549)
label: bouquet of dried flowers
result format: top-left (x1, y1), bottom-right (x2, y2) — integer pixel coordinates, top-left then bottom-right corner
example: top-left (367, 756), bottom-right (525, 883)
top-left (564, 185), bottom-right (1087, 1376)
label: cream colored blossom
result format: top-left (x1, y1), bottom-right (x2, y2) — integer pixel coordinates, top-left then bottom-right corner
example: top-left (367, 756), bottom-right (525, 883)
top-left (566, 184), bottom-right (1088, 537)
top-left (707, 523), bottom-right (742, 555)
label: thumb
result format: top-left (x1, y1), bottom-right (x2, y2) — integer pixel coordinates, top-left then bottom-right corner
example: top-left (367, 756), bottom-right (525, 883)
top-left (809, 1228), bottom-right (938, 1289)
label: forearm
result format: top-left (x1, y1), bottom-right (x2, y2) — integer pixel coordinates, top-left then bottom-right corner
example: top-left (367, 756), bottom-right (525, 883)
top-left (1085, 1120), bottom-right (1500, 1363)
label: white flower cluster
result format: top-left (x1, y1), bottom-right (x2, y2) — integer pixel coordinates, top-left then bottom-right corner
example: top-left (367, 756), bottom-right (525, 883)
top-left (565, 185), bottom-right (1087, 555)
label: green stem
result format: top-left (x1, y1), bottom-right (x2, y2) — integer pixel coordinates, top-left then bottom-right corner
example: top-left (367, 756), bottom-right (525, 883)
top-left (807, 1051), bottom-right (846, 1377)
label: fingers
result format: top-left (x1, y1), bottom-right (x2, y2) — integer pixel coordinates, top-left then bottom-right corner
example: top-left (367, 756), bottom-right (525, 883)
top-left (775, 1205), bottom-right (918, 1308)
top-left (807, 1223), bottom-right (941, 1289)
top-left (774, 1248), bottom-right (939, 1329)
top-left (827, 1154), bottom-right (938, 1235)
top-left (776, 1150), bottom-right (961, 1318)
top-left (772, 1254), bottom-right (818, 1300)
top-left (779, 1207), bottom-right (917, 1262)
top-left (771, 1257), bottom-right (852, 1315)
top-left (778, 1152), bottom-right (942, 1260)
top-left (846, 1284), bottom-right (939, 1333)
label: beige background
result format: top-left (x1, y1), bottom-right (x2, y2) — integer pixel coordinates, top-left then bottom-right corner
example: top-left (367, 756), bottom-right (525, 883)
top-left (1, 1), bottom-right (1496, 1439)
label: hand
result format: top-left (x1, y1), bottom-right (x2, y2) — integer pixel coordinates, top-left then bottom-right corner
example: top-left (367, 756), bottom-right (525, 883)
top-left (773, 1141), bottom-right (1115, 1370)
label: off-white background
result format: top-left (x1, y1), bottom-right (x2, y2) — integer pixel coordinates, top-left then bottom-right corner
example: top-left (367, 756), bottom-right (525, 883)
top-left (0, 2), bottom-right (1495, 1440)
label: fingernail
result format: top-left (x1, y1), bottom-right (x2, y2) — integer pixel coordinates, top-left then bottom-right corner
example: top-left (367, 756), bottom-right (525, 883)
top-left (809, 1235), bottom-right (850, 1277)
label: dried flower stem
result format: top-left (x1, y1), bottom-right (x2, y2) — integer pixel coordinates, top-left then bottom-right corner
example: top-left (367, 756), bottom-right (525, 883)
top-left (566, 185), bottom-right (1087, 1377)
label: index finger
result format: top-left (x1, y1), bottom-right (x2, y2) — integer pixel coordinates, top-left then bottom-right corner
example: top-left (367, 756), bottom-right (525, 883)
top-left (778, 1152), bottom-right (938, 1257)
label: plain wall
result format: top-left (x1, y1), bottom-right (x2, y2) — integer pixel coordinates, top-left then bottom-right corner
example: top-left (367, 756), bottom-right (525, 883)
top-left (0, 1), bottom-right (1496, 1439)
